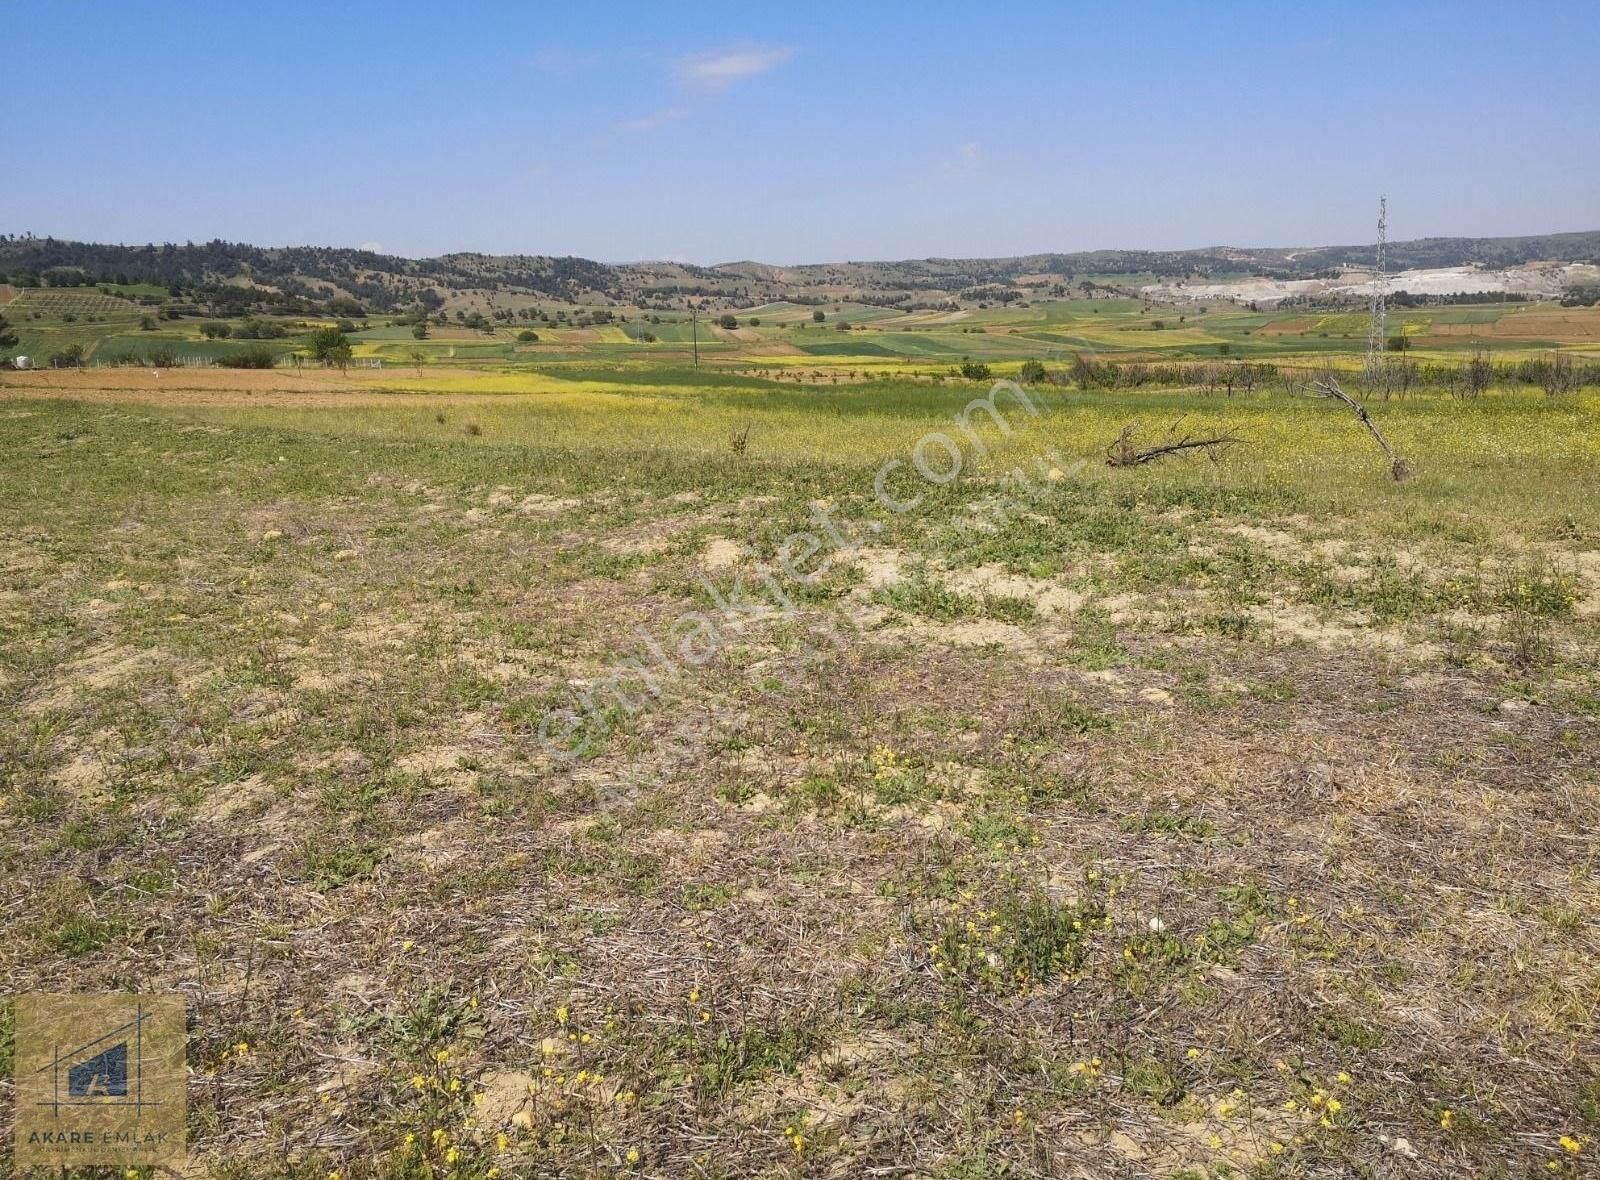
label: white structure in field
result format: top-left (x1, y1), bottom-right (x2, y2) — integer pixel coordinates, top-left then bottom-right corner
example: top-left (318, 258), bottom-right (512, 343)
top-left (12, 356), bottom-right (32, 369)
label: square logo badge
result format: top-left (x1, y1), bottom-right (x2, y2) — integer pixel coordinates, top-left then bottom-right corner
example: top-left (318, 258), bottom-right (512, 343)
top-left (13, 994), bottom-right (186, 1167)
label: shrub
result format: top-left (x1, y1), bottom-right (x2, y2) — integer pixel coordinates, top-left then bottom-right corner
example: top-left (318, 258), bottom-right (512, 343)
top-left (215, 345), bottom-right (278, 369)
top-left (1019, 358), bottom-right (1047, 383)
top-left (959, 361), bottom-right (992, 380)
top-left (49, 344), bottom-right (86, 368)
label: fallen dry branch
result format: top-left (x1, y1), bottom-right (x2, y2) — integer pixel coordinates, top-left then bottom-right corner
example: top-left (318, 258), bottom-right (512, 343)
top-left (1305, 378), bottom-right (1412, 481)
top-left (1105, 418), bottom-right (1241, 467)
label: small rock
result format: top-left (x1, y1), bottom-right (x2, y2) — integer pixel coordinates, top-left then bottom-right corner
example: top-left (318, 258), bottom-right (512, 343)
top-left (333, 548), bottom-right (359, 561)
top-left (1390, 1136), bottom-right (1419, 1160)
top-left (1305, 762), bottom-right (1336, 791)
top-left (261, 529), bottom-right (284, 542)
top-left (1148, 917), bottom-right (1167, 933)
top-left (1497, 698), bottom-right (1531, 714)
top-left (317, 601), bottom-right (335, 613)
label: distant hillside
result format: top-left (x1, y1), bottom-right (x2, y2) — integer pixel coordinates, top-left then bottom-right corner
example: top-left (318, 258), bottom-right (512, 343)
top-left (2, 230), bottom-right (1596, 318)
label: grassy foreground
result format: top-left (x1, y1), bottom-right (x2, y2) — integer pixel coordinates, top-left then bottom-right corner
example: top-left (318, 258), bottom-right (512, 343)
top-left (1, 369), bottom-right (1597, 1178)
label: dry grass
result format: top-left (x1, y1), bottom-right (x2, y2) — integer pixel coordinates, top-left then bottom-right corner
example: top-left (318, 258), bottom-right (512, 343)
top-left (1, 379), bottom-right (1597, 1179)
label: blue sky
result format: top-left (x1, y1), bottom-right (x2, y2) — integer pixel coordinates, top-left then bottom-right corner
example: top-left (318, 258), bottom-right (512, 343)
top-left (6, 1), bottom-right (1597, 263)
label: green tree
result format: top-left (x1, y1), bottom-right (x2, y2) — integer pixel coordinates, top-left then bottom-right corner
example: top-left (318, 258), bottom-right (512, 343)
top-left (812, 309), bottom-right (825, 322)
top-left (0, 312), bottom-right (17, 354)
top-left (308, 325), bottom-right (348, 362)
top-left (411, 322), bottom-right (429, 340)
top-left (1386, 333), bottom-right (1410, 352)
top-left (718, 314), bottom-right (738, 329)
top-left (1019, 358), bottom-right (1047, 383)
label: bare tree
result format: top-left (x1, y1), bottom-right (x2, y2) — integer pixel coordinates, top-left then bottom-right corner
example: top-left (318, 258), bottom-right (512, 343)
top-left (1536, 351), bottom-right (1578, 397)
top-left (1306, 378), bottom-right (1411, 481)
top-left (1105, 418), bottom-right (1241, 466)
top-left (1460, 346), bottom-right (1493, 400)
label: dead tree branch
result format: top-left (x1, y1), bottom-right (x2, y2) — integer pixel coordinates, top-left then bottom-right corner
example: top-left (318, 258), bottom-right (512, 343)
top-left (1305, 378), bottom-right (1411, 481)
top-left (1105, 418), bottom-right (1241, 467)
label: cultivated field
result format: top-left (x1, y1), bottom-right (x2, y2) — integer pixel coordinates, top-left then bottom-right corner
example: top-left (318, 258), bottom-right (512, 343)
top-left (2, 355), bottom-right (1598, 1178)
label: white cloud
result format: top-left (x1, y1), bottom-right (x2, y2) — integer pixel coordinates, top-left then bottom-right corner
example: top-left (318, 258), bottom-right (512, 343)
top-left (618, 106), bottom-right (690, 133)
top-left (672, 44), bottom-right (793, 92)
top-left (358, 240), bottom-right (384, 253)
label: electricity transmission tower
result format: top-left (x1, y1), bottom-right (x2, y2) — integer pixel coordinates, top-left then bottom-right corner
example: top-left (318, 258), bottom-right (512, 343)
top-left (1364, 195), bottom-right (1388, 385)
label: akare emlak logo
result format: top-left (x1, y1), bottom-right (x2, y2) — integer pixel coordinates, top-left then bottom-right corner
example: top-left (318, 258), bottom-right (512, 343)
top-left (13, 994), bottom-right (186, 1167)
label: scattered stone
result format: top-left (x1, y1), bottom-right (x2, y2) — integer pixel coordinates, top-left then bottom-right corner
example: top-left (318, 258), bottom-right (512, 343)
top-left (1390, 1136), bottom-right (1419, 1160)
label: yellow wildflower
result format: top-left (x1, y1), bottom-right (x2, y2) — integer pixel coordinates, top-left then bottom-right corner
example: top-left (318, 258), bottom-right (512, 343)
top-left (1559, 1136), bottom-right (1583, 1154)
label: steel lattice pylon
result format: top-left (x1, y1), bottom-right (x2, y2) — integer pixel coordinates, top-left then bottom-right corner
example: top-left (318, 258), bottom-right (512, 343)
top-left (1365, 195), bottom-right (1388, 383)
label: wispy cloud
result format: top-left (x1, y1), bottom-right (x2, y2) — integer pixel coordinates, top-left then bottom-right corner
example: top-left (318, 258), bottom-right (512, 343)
top-left (938, 142), bottom-right (985, 184)
top-left (618, 106), bottom-right (690, 133)
top-left (672, 44), bottom-right (793, 92)
top-left (616, 42), bottom-right (794, 134)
